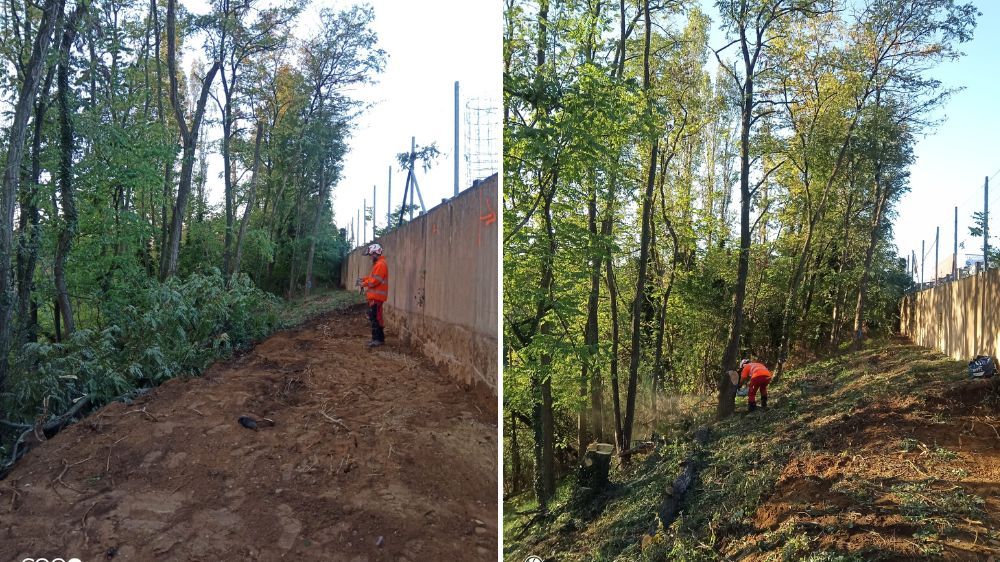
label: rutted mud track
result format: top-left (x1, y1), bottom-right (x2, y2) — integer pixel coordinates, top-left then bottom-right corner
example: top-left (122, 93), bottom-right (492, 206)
top-left (0, 305), bottom-right (497, 561)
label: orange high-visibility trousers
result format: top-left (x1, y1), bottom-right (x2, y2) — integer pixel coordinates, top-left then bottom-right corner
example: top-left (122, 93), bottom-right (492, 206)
top-left (747, 376), bottom-right (771, 405)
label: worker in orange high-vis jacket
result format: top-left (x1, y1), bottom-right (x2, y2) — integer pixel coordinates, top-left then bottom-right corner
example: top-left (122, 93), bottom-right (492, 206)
top-left (357, 243), bottom-right (388, 347)
top-left (738, 359), bottom-right (772, 412)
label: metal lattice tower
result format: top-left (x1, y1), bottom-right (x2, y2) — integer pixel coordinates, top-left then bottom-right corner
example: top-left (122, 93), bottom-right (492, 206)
top-left (464, 97), bottom-right (500, 187)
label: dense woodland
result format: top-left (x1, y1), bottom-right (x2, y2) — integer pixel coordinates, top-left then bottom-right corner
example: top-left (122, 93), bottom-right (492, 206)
top-left (503, 0), bottom-right (977, 505)
top-left (0, 0), bottom-right (384, 457)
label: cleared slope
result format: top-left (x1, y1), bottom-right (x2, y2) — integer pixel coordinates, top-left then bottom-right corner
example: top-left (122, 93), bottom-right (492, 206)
top-left (506, 338), bottom-right (1000, 561)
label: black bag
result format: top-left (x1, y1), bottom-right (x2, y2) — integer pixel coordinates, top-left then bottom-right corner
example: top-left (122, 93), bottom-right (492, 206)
top-left (968, 355), bottom-right (997, 379)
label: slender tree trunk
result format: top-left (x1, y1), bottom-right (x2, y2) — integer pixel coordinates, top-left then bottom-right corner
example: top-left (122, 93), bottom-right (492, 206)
top-left (53, 300), bottom-right (62, 343)
top-left (54, 6), bottom-right (83, 337)
top-left (853, 92), bottom-right (885, 351)
top-left (830, 191), bottom-right (854, 345)
top-left (159, 0), bottom-right (220, 279)
top-left (853, 186), bottom-right (887, 350)
top-left (287, 180), bottom-right (306, 297)
top-left (233, 121), bottom-right (264, 277)
top-left (304, 164), bottom-right (329, 296)
top-left (0, 0), bottom-right (66, 404)
top-left (585, 189), bottom-right (603, 443)
top-left (508, 411), bottom-right (523, 495)
top-left (52, 1), bottom-right (88, 337)
top-left (15, 67), bottom-right (56, 349)
top-left (602, 181), bottom-right (624, 451)
top-left (623, 0), bottom-right (657, 449)
top-left (532, 171), bottom-right (557, 508)
top-left (539, 337), bottom-right (556, 501)
top-left (718, 51), bottom-right (754, 420)
top-left (222, 91), bottom-right (235, 279)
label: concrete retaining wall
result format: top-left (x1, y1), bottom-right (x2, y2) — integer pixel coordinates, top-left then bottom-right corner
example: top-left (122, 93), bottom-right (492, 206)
top-left (341, 174), bottom-right (498, 394)
top-left (900, 268), bottom-right (1000, 361)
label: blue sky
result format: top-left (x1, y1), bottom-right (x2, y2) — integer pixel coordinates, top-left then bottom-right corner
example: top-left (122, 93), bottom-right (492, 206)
top-left (700, 0), bottom-right (997, 279)
top-left (893, 1), bottom-right (999, 278)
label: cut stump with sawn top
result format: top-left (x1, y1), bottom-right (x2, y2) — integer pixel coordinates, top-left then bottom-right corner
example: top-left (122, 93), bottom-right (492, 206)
top-left (578, 443), bottom-right (613, 490)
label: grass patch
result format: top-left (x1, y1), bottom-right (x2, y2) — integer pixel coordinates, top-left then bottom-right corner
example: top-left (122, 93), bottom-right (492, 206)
top-left (277, 289), bottom-right (364, 327)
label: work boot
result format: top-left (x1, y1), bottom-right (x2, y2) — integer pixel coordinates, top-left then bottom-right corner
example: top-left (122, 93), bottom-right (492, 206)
top-left (367, 340), bottom-right (384, 348)
top-left (747, 402), bottom-right (757, 413)
top-left (761, 396), bottom-right (768, 409)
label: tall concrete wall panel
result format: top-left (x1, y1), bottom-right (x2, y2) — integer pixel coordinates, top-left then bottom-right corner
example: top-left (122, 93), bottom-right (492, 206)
top-left (342, 174), bottom-right (498, 394)
top-left (900, 268), bottom-right (1000, 361)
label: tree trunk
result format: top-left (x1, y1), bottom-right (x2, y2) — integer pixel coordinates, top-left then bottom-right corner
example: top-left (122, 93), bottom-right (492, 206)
top-left (853, 188), bottom-right (886, 350)
top-left (577, 445), bottom-right (612, 491)
top-left (622, 0), bottom-right (657, 452)
top-left (233, 121), bottom-right (264, 278)
top-left (830, 191), bottom-right (855, 346)
top-left (509, 410), bottom-right (523, 495)
top-left (603, 205), bottom-right (624, 452)
top-left (304, 152), bottom-right (330, 296)
top-left (53, 1), bottom-right (88, 337)
top-left (585, 189), bottom-right (603, 443)
top-left (853, 91), bottom-right (885, 351)
top-left (159, 0), bottom-right (220, 279)
top-left (287, 180), bottom-right (306, 297)
top-left (221, 83), bottom-right (235, 279)
top-left (0, 0), bottom-right (66, 406)
top-left (718, 49), bottom-right (754, 420)
top-left (16, 67), bottom-right (56, 349)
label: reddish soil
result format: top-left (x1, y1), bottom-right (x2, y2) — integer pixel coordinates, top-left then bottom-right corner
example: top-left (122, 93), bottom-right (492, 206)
top-left (0, 305), bottom-right (497, 561)
top-left (742, 349), bottom-right (1000, 561)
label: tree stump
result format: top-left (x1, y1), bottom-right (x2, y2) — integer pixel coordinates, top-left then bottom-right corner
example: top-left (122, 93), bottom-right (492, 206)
top-left (578, 443), bottom-right (613, 490)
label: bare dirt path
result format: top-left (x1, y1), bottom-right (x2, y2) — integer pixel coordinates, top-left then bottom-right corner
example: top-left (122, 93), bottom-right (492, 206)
top-left (0, 304), bottom-right (497, 561)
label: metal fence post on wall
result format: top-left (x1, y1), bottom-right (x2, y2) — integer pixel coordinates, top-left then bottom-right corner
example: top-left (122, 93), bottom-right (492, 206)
top-left (935, 226), bottom-right (939, 284)
top-left (985, 176), bottom-right (990, 271)
top-left (954, 206), bottom-right (958, 280)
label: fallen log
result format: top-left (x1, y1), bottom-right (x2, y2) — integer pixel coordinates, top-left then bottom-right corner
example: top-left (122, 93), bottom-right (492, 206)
top-left (620, 441), bottom-right (655, 457)
top-left (1, 387), bottom-right (152, 479)
top-left (641, 425), bottom-right (710, 550)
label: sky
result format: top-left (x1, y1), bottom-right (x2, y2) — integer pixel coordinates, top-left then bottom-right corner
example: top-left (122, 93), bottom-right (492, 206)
top-left (891, 2), bottom-right (1000, 278)
top-left (321, 0), bottom-right (502, 244)
top-left (185, 0), bottom-right (502, 246)
top-left (698, 0), bottom-right (998, 280)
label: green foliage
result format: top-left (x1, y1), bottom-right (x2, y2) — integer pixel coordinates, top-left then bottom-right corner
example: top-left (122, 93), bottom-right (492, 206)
top-left (7, 272), bottom-right (279, 421)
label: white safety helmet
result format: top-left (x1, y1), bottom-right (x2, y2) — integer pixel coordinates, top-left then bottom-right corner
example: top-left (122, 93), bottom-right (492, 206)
top-left (364, 243), bottom-right (383, 256)
top-left (738, 359), bottom-right (750, 370)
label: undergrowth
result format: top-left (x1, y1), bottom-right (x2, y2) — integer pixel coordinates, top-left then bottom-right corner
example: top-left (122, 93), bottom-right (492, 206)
top-left (505, 338), bottom-right (988, 561)
top-left (1, 273), bottom-right (361, 457)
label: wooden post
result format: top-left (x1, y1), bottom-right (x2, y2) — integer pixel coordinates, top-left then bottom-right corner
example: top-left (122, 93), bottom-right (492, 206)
top-left (921, 240), bottom-right (925, 286)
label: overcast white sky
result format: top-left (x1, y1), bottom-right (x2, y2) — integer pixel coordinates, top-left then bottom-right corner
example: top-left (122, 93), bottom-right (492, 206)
top-left (326, 0), bottom-right (502, 244)
top-left (185, 0), bottom-right (502, 245)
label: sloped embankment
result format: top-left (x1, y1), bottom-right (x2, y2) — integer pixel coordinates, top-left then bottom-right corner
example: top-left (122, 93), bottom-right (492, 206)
top-left (1, 305), bottom-right (497, 561)
top-left (506, 338), bottom-right (1000, 561)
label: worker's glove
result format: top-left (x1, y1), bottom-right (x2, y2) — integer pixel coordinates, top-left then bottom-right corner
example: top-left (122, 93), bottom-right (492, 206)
top-left (355, 277), bottom-right (363, 287)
